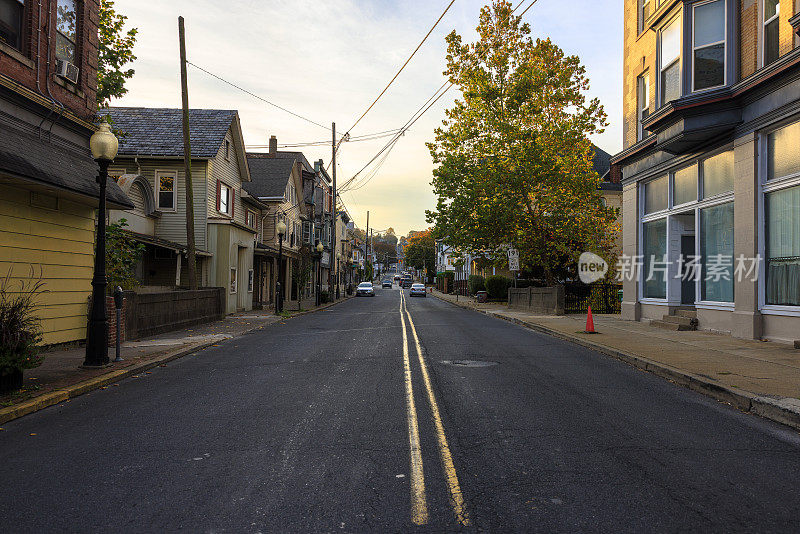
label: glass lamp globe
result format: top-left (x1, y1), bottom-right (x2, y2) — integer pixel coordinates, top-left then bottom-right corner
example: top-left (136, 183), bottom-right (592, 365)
top-left (316, 242), bottom-right (324, 253)
top-left (89, 123), bottom-right (119, 162)
top-left (276, 221), bottom-right (287, 235)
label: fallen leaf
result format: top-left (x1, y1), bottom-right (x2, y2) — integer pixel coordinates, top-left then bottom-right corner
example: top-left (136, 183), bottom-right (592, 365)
top-left (30, 433), bottom-right (37, 436)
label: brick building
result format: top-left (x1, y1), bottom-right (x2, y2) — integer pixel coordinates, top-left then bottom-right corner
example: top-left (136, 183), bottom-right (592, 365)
top-left (0, 0), bottom-right (132, 344)
top-left (613, 0), bottom-right (800, 342)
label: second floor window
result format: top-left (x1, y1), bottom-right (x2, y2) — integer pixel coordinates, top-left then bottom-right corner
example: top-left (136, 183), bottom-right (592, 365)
top-left (692, 0), bottom-right (726, 91)
top-left (660, 16), bottom-right (681, 105)
top-left (55, 0), bottom-right (77, 64)
top-left (218, 182), bottom-right (232, 215)
top-left (0, 0), bottom-right (25, 51)
top-left (637, 73), bottom-right (650, 141)
top-left (156, 171), bottom-right (176, 211)
top-left (763, 0), bottom-right (780, 66)
top-left (639, 0), bottom-right (651, 33)
top-left (245, 209), bottom-right (257, 228)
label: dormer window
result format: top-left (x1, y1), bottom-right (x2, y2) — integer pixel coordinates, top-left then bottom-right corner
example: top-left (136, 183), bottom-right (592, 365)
top-left (0, 0), bottom-right (25, 51)
top-left (763, 0), bottom-right (780, 66)
top-left (55, 0), bottom-right (77, 65)
top-left (692, 0), bottom-right (726, 91)
top-left (660, 16), bottom-right (682, 105)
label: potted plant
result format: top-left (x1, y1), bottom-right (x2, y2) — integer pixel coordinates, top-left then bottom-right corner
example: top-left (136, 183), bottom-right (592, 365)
top-left (0, 270), bottom-right (45, 394)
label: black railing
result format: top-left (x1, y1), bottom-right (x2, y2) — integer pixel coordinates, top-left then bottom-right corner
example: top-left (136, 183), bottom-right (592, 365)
top-left (564, 282), bottom-right (622, 314)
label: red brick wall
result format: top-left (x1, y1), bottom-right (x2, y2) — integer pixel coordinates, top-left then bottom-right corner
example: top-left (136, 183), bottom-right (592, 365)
top-left (106, 295), bottom-right (126, 347)
top-left (0, 0), bottom-right (100, 123)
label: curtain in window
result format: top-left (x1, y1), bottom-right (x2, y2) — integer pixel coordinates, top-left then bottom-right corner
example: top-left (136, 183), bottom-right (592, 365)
top-left (766, 185), bottom-right (800, 306)
top-left (673, 165), bottom-right (697, 205)
top-left (644, 175), bottom-right (668, 213)
top-left (700, 202), bottom-right (734, 302)
top-left (643, 219), bottom-right (667, 298)
top-left (702, 150), bottom-right (733, 198)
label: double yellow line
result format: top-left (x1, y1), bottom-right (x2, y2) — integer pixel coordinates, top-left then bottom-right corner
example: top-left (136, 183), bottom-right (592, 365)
top-left (400, 291), bottom-right (470, 526)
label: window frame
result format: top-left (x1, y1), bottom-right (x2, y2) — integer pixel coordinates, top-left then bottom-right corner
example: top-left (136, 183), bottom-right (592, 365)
top-left (154, 170), bottom-right (177, 212)
top-left (218, 181), bottom-right (233, 217)
top-left (230, 267), bottom-right (237, 294)
top-left (658, 13), bottom-right (683, 107)
top-left (761, 0), bottom-right (781, 68)
top-left (0, 0), bottom-right (27, 52)
top-left (691, 0), bottom-right (727, 93)
top-left (224, 139), bottom-right (231, 161)
top-left (637, 72), bottom-right (650, 141)
top-left (55, 0), bottom-right (78, 65)
top-left (247, 269), bottom-right (254, 293)
top-left (245, 208), bottom-right (257, 229)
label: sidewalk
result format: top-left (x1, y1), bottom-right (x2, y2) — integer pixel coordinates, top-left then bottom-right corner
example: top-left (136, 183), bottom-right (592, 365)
top-left (0, 295), bottom-right (352, 425)
top-left (432, 290), bottom-right (800, 431)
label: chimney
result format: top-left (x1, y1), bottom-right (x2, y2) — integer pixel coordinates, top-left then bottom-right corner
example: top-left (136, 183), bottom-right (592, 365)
top-left (269, 135), bottom-right (277, 157)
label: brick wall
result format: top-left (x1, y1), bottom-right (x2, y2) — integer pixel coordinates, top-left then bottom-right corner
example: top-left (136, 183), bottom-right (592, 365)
top-left (740, 0), bottom-right (759, 79)
top-left (0, 0), bottom-right (100, 123)
top-left (106, 295), bottom-right (126, 346)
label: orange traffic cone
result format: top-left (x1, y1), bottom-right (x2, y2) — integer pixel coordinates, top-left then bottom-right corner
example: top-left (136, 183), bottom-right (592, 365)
top-left (585, 305), bottom-right (596, 334)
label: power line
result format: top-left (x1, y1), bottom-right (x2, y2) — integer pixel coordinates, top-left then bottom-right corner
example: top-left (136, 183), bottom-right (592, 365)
top-left (344, 0), bottom-right (457, 137)
top-left (245, 128), bottom-right (403, 149)
top-left (186, 60), bottom-right (335, 134)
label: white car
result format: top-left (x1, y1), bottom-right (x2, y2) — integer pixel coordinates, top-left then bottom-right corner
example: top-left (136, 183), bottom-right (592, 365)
top-left (356, 282), bottom-right (375, 297)
top-left (409, 283), bottom-right (427, 297)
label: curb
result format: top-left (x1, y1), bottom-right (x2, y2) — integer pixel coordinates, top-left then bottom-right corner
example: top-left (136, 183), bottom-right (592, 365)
top-left (432, 293), bottom-right (800, 432)
top-left (0, 296), bottom-right (353, 426)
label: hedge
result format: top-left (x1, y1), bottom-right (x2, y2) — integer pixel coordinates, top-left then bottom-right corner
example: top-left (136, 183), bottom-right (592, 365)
top-left (468, 275), bottom-right (485, 295)
top-left (485, 275), bottom-right (512, 300)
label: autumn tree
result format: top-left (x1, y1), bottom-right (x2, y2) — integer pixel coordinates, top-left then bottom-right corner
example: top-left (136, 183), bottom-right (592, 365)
top-left (404, 230), bottom-right (436, 282)
top-left (426, 0), bottom-right (619, 283)
top-left (97, 0), bottom-right (138, 107)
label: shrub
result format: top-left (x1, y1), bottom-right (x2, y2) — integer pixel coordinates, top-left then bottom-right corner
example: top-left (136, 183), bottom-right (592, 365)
top-left (468, 275), bottom-right (485, 295)
top-left (485, 275), bottom-right (512, 300)
top-left (319, 290), bottom-right (330, 304)
top-left (0, 269), bottom-right (46, 385)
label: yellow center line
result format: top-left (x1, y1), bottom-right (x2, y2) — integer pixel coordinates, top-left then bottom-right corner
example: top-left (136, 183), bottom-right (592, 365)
top-left (403, 294), bottom-right (471, 527)
top-left (400, 291), bottom-right (429, 525)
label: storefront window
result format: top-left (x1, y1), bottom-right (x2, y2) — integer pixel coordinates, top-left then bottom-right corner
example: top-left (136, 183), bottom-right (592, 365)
top-left (673, 165), bottom-right (697, 205)
top-left (700, 202), bottom-right (734, 302)
top-left (702, 150), bottom-right (734, 197)
top-left (766, 185), bottom-right (800, 306)
top-left (644, 175), bottom-right (668, 214)
top-left (643, 219), bottom-right (667, 298)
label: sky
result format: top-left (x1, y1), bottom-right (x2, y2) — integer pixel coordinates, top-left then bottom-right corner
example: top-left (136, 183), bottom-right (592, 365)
top-left (113, 0), bottom-right (623, 237)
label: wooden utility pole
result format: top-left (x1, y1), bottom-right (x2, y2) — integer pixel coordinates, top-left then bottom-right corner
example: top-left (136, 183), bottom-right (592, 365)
top-left (331, 122), bottom-right (338, 298)
top-left (365, 210), bottom-right (370, 268)
top-left (178, 16), bottom-right (198, 290)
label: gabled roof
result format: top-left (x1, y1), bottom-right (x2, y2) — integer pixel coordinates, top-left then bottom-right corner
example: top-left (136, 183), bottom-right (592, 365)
top-left (591, 145), bottom-right (612, 177)
top-left (100, 107), bottom-right (236, 158)
top-left (244, 151), bottom-right (314, 199)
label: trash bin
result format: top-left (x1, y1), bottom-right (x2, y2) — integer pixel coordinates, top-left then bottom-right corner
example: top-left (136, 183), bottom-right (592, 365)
top-left (476, 291), bottom-right (488, 303)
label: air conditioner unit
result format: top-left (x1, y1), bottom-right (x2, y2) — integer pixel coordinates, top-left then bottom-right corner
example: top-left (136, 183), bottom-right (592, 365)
top-left (55, 59), bottom-right (79, 84)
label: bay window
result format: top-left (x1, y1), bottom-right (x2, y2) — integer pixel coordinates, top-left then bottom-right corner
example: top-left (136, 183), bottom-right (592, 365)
top-left (0, 0), bottom-right (25, 51)
top-left (692, 0), bottom-right (726, 91)
top-left (763, 0), bottom-right (780, 66)
top-left (644, 175), bottom-right (668, 214)
top-left (700, 202), bottom-right (734, 302)
top-left (643, 219), bottom-right (667, 298)
top-left (660, 16), bottom-right (682, 105)
top-left (55, 0), bottom-right (77, 64)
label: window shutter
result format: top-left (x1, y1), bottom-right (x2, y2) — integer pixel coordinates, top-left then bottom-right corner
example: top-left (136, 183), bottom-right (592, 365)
top-left (216, 180), bottom-right (221, 212)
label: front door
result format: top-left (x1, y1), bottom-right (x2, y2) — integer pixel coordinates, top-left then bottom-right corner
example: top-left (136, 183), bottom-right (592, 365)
top-left (680, 235), bottom-right (695, 305)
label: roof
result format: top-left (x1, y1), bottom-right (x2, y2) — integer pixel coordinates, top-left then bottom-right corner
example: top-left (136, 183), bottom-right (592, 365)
top-left (100, 107), bottom-right (236, 158)
top-left (591, 145), bottom-right (612, 176)
top-left (243, 151), bottom-right (314, 199)
top-left (0, 124), bottom-right (133, 209)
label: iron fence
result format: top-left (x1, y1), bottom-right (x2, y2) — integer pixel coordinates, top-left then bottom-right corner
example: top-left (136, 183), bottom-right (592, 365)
top-left (564, 282), bottom-right (622, 314)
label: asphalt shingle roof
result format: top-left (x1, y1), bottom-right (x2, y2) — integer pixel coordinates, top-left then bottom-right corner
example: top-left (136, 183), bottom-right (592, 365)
top-left (100, 107), bottom-right (236, 158)
top-left (243, 151), bottom-right (315, 199)
top-left (591, 145), bottom-right (611, 176)
top-left (0, 124), bottom-right (133, 208)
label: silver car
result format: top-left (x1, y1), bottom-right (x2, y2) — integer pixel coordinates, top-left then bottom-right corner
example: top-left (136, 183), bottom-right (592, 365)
top-left (356, 282), bottom-right (375, 297)
top-left (409, 283), bottom-right (427, 297)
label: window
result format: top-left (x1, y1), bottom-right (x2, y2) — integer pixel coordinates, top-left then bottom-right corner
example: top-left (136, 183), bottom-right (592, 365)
top-left (230, 268), bottom-right (237, 293)
top-left (702, 150), bottom-right (734, 197)
top-left (643, 219), bottom-right (667, 298)
top-left (639, 0), bottom-right (651, 33)
top-left (644, 175), bottom-right (668, 214)
top-left (247, 269), bottom-right (254, 293)
top-left (0, 0), bottom-right (25, 51)
top-left (55, 0), bottom-right (77, 64)
top-left (224, 139), bottom-right (231, 161)
top-left (637, 73), bottom-right (650, 140)
top-left (303, 221), bottom-right (312, 244)
top-left (765, 185), bottom-right (800, 305)
top-left (245, 209), bottom-right (257, 229)
top-left (700, 202), bottom-right (734, 302)
top-left (218, 182), bottom-right (232, 215)
top-left (673, 165), bottom-right (698, 206)
top-left (156, 171), bottom-right (176, 211)
top-left (767, 120), bottom-right (800, 180)
top-left (660, 17), bottom-right (682, 105)
top-left (763, 0), bottom-right (780, 66)
top-left (693, 0), bottom-right (726, 91)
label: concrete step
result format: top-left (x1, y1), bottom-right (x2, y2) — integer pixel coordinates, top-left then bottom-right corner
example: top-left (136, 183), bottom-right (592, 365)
top-left (661, 315), bottom-right (695, 327)
top-left (650, 319), bottom-right (695, 331)
top-left (676, 309), bottom-right (697, 319)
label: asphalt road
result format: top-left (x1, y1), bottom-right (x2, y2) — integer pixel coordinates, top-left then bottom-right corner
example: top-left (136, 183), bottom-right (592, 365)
top-left (1, 284), bottom-right (799, 533)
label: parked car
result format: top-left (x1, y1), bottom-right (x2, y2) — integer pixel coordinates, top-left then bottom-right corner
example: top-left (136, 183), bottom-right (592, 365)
top-left (356, 282), bottom-right (375, 297)
top-left (382, 279), bottom-right (392, 288)
top-left (409, 283), bottom-right (427, 297)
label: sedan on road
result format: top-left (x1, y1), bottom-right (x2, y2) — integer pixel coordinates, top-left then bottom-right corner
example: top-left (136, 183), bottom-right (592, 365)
top-left (381, 279), bottom-right (392, 288)
top-left (409, 283), bottom-right (427, 297)
top-left (356, 282), bottom-right (375, 297)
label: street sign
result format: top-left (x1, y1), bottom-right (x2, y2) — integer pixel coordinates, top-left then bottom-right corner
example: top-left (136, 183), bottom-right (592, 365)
top-left (508, 248), bottom-right (519, 271)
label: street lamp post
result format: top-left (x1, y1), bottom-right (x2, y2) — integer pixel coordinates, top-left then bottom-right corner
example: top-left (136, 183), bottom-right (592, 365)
top-left (275, 220), bottom-right (286, 315)
top-left (315, 241), bottom-right (324, 306)
top-left (84, 123), bottom-right (119, 367)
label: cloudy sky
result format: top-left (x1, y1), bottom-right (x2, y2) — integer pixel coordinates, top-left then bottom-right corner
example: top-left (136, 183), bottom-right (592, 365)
top-left (114, 0), bottom-right (623, 236)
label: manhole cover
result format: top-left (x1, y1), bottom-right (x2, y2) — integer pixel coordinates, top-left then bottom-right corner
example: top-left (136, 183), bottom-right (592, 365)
top-left (441, 360), bottom-right (498, 367)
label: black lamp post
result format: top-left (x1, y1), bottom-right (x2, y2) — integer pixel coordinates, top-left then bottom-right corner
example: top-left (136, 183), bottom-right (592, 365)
top-left (315, 240), bottom-right (324, 306)
top-left (84, 123), bottom-right (119, 367)
top-left (335, 251), bottom-right (342, 299)
top-left (275, 220), bottom-right (286, 314)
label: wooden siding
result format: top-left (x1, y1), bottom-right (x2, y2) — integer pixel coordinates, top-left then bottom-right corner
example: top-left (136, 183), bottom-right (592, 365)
top-left (0, 184), bottom-right (95, 345)
top-left (209, 130), bottom-right (251, 229)
top-left (111, 159), bottom-right (209, 250)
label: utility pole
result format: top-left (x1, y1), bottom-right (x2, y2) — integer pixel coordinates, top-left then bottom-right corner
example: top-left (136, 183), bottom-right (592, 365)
top-left (331, 122), bottom-right (338, 299)
top-left (178, 16), bottom-right (197, 290)
top-left (365, 210), bottom-right (370, 272)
